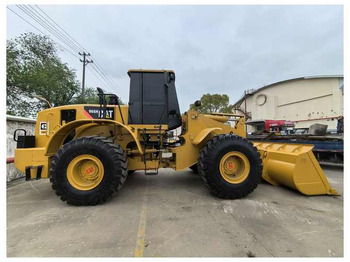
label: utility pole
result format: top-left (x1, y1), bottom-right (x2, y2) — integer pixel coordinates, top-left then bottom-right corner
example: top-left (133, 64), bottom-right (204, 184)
top-left (79, 52), bottom-right (93, 100)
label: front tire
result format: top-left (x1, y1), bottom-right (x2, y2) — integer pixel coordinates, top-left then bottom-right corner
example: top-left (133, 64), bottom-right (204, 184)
top-left (198, 134), bottom-right (262, 199)
top-left (50, 136), bottom-right (128, 206)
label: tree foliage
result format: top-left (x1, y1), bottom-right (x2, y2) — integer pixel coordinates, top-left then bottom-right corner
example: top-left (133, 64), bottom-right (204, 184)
top-left (190, 93), bottom-right (234, 114)
top-left (6, 33), bottom-right (80, 117)
top-left (73, 87), bottom-right (125, 105)
top-left (73, 87), bottom-right (99, 104)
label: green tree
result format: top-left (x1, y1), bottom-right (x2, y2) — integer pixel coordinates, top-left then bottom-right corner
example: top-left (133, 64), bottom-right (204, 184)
top-left (73, 87), bottom-right (125, 105)
top-left (73, 87), bottom-right (99, 104)
top-left (190, 93), bottom-right (234, 114)
top-left (6, 32), bottom-right (80, 117)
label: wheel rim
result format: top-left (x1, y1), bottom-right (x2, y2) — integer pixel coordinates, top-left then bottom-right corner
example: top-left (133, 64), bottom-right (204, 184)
top-left (219, 151), bottom-right (250, 184)
top-left (67, 154), bottom-right (104, 191)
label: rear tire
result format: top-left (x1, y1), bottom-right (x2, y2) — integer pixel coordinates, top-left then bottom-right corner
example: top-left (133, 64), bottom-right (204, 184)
top-left (50, 136), bottom-right (128, 206)
top-left (198, 134), bottom-right (262, 199)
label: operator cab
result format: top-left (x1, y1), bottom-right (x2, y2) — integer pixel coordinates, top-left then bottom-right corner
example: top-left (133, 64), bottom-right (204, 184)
top-left (127, 69), bottom-right (182, 130)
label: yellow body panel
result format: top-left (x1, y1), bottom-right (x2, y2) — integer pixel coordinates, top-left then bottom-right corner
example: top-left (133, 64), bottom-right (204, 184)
top-left (171, 110), bottom-right (245, 170)
top-left (253, 142), bottom-right (338, 195)
top-left (192, 127), bottom-right (222, 145)
top-left (14, 147), bottom-right (50, 179)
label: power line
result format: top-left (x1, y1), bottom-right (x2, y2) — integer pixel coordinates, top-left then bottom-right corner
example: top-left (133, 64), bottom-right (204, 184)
top-left (35, 5), bottom-right (86, 52)
top-left (17, 5), bottom-right (74, 52)
top-left (12, 4), bottom-right (121, 94)
top-left (85, 66), bottom-right (118, 95)
top-left (15, 5), bottom-right (110, 92)
top-left (90, 62), bottom-right (114, 90)
top-left (9, 5), bottom-right (106, 95)
top-left (27, 5), bottom-right (82, 52)
top-left (30, 5), bottom-right (119, 92)
top-left (7, 6), bottom-right (80, 59)
top-left (16, 5), bottom-right (80, 54)
top-left (86, 66), bottom-right (109, 88)
top-left (91, 59), bottom-right (120, 90)
top-left (16, 5), bottom-right (79, 56)
top-left (90, 63), bottom-right (115, 92)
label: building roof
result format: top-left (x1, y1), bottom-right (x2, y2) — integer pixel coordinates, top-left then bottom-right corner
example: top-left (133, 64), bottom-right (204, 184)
top-left (233, 75), bottom-right (343, 107)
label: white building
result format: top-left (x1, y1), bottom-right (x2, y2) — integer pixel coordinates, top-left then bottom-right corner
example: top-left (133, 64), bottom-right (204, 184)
top-left (233, 75), bottom-right (343, 133)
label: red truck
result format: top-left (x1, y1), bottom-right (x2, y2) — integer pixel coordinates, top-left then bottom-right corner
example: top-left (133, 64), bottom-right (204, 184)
top-left (246, 119), bottom-right (295, 134)
top-left (265, 120), bottom-right (295, 133)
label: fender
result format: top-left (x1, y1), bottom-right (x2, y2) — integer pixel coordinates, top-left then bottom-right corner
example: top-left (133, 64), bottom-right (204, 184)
top-left (192, 127), bottom-right (222, 145)
top-left (45, 119), bottom-right (143, 156)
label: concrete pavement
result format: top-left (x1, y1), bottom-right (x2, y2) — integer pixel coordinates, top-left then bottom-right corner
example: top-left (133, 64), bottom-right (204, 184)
top-left (7, 166), bottom-right (343, 257)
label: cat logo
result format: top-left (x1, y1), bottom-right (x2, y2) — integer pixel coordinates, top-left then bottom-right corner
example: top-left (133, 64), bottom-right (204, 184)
top-left (84, 106), bottom-right (115, 119)
top-left (39, 122), bottom-right (48, 135)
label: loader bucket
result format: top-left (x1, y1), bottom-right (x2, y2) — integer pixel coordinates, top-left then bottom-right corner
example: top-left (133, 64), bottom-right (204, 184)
top-left (253, 142), bottom-right (338, 196)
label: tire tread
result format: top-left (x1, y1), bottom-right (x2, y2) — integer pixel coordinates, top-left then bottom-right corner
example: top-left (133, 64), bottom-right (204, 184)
top-left (50, 136), bottom-right (128, 206)
top-left (198, 134), bottom-right (262, 199)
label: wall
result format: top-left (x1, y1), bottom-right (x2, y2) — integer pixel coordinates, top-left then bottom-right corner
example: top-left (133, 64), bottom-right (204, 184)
top-left (236, 77), bottom-right (343, 132)
top-left (7, 115), bottom-right (36, 182)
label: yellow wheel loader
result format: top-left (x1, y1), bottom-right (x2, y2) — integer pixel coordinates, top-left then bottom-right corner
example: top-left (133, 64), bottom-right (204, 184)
top-left (13, 69), bottom-right (338, 205)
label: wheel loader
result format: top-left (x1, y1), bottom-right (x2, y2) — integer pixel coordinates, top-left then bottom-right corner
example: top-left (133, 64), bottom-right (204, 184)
top-left (13, 69), bottom-right (338, 205)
